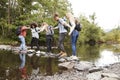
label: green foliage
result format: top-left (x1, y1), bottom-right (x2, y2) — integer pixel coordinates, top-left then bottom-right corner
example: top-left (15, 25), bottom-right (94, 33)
top-left (2, 0), bottom-right (119, 45)
top-left (0, 0), bottom-right (71, 45)
top-left (78, 14), bottom-right (104, 43)
top-left (104, 26), bottom-right (120, 43)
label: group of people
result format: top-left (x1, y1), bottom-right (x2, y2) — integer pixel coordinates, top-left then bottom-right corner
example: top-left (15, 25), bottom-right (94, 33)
top-left (18, 12), bottom-right (80, 78)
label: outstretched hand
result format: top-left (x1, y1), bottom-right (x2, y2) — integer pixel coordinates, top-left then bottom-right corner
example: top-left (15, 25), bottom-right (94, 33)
top-left (68, 26), bottom-right (74, 35)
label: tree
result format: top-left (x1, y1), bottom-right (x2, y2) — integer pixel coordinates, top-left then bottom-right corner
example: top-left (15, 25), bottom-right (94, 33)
top-left (78, 14), bottom-right (103, 44)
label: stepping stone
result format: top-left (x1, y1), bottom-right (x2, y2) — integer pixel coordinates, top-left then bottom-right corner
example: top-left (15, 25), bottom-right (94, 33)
top-left (102, 73), bottom-right (120, 79)
top-left (101, 77), bottom-right (119, 80)
top-left (74, 61), bottom-right (94, 71)
top-left (58, 62), bottom-right (75, 69)
top-left (86, 72), bottom-right (102, 80)
top-left (89, 67), bottom-right (103, 73)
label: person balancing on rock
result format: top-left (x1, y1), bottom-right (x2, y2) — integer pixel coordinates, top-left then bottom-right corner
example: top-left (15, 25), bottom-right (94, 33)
top-left (30, 22), bottom-right (41, 53)
top-left (53, 13), bottom-right (72, 58)
top-left (39, 22), bottom-right (54, 54)
top-left (66, 12), bottom-right (80, 60)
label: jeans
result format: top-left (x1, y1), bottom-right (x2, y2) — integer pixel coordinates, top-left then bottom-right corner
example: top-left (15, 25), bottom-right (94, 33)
top-left (31, 37), bottom-right (40, 50)
top-left (71, 30), bottom-right (79, 56)
top-left (18, 35), bottom-right (26, 68)
top-left (19, 54), bottom-right (26, 68)
top-left (58, 33), bottom-right (67, 52)
top-left (18, 35), bottom-right (26, 50)
top-left (46, 35), bottom-right (53, 52)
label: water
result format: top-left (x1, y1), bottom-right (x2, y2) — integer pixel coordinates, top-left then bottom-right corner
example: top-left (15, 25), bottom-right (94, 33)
top-left (0, 44), bottom-right (120, 79)
top-left (94, 50), bottom-right (120, 66)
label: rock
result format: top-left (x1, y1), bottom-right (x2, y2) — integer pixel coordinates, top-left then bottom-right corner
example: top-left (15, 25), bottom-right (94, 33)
top-left (28, 49), bottom-right (35, 52)
top-left (27, 53), bottom-right (35, 57)
top-left (0, 45), bottom-right (12, 50)
top-left (36, 53), bottom-right (41, 57)
top-left (47, 53), bottom-right (56, 58)
top-left (101, 77), bottom-right (119, 80)
top-left (40, 51), bottom-right (46, 55)
top-left (74, 61), bottom-right (94, 71)
top-left (20, 50), bottom-right (27, 54)
top-left (58, 58), bottom-right (66, 62)
top-left (65, 57), bottom-right (79, 61)
top-left (58, 62), bottom-right (75, 69)
top-left (102, 73), bottom-right (120, 79)
top-left (89, 67), bottom-right (103, 73)
top-left (86, 72), bottom-right (102, 80)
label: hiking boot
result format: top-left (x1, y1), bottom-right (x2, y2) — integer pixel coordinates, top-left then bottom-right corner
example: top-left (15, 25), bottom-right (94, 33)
top-left (36, 53), bottom-right (41, 57)
top-left (70, 55), bottom-right (79, 61)
top-left (55, 51), bottom-right (63, 57)
top-left (36, 50), bottom-right (40, 54)
top-left (59, 52), bottom-right (67, 58)
top-left (28, 49), bottom-right (35, 52)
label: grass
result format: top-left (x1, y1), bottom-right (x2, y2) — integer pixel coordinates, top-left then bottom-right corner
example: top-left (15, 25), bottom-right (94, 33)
top-left (0, 38), bottom-right (18, 45)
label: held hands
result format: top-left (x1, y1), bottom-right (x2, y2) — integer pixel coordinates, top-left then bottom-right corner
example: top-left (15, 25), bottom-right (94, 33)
top-left (68, 26), bottom-right (74, 35)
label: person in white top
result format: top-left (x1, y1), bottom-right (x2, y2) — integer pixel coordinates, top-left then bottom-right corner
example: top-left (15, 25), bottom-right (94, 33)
top-left (66, 13), bottom-right (79, 60)
top-left (30, 22), bottom-right (40, 52)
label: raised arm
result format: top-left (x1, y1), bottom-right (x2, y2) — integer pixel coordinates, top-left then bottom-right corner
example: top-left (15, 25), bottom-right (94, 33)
top-left (39, 25), bottom-right (46, 32)
top-left (68, 19), bottom-right (76, 35)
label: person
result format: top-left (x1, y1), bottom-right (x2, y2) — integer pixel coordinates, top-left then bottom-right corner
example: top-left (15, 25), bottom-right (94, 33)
top-left (66, 12), bottom-right (79, 60)
top-left (53, 13), bottom-right (71, 58)
top-left (18, 26), bottom-right (29, 79)
top-left (30, 22), bottom-right (41, 53)
top-left (39, 22), bottom-right (54, 53)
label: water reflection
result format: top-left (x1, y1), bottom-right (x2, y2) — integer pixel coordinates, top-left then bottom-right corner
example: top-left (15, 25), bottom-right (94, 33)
top-left (77, 44), bottom-right (100, 61)
top-left (19, 50), bottom-right (28, 79)
top-left (29, 54), bottom-right (40, 79)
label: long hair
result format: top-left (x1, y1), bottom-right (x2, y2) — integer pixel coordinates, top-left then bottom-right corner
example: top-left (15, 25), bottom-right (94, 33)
top-left (74, 17), bottom-right (80, 24)
top-left (30, 22), bottom-right (38, 28)
top-left (66, 13), bottom-right (75, 22)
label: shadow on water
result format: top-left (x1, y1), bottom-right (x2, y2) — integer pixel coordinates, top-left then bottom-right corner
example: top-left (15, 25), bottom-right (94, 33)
top-left (0, 44), bottom-right (120, 79)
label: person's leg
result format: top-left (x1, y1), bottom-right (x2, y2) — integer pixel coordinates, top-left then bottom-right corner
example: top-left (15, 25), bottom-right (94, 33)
top-left (31, 37), bottom-right (34, 49)
top-left (46, 35), bottom-right (51, 52)
top-left (19, 54), bottom-right (26, 68)
top-left (71, 30), bottom-right (79, 56)
top-left (58, 33), bottom-right (67, 57)
top-left (58, 33), bottom-right (66, 52)
top-left (35, 38), bottom-right (40, 51)
top-left (18, 35), bottom-right (26, 68)
top-left (19, 36), bottom-right (25, 50)
top-left (49, 36), bottom-right (53, 52)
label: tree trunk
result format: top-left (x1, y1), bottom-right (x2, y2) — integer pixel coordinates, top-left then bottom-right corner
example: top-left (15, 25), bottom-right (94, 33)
top-left (8, 0), bottom-right (11, 24)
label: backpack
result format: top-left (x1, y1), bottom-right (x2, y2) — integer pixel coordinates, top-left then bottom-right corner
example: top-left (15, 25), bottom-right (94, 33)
top-left (58, 19), bottom-right (69, 31)
top-left (74, 18), bottom-right (82, 31)
top-left (16, 26), bottom-right (22, 36)
top-left (75, 23), bottom-right (82, 31)
top-left (48, 26), bottom-right (54, 35)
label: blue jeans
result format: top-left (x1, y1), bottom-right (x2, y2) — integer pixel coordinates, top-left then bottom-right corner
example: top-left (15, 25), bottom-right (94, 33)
top-left (71, 30), bottom-right (79, 56)
top-left (18, 35), bottom-right (26, 68)
top-left (18, 35), bottom-right (26, 50)
top-left (19, 54), bottom-right (26, 68)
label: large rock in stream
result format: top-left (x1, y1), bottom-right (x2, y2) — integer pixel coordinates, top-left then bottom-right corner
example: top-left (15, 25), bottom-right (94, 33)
top-left (58, 62), bottom-right (75, 69)
top-left (74, 61), bottom-right (94, 71)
